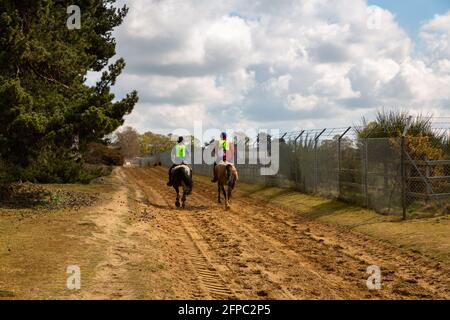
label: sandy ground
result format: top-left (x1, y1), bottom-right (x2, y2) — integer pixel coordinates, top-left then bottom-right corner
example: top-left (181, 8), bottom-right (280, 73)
top-left (1, 166), bottom-right (448, 299)
top-left (65, 167), bottom-right (449, 299)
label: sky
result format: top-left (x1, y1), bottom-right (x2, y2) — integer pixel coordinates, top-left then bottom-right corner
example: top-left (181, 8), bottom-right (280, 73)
top-left (101, 0), bottom-right (450, 134)
top-left (369, 0), bottom-right (450, 39)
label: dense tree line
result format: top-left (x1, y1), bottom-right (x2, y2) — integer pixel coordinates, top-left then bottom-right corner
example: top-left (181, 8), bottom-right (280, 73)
top-left (0, 0), bottom-right (138, 183)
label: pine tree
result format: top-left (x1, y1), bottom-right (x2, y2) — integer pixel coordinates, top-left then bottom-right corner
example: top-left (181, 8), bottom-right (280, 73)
top-left (0, 0), bottom-right (138, 182)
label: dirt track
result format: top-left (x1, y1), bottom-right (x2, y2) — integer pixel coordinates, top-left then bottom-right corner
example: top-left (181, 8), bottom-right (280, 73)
top-left (72, 167), bottom-right (449, 299)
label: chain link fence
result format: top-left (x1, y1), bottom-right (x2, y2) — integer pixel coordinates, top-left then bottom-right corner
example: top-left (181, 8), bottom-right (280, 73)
top-left (403, 135), bottom-right (450, 217)
top-left (156, 128), bottom-right (450, 219)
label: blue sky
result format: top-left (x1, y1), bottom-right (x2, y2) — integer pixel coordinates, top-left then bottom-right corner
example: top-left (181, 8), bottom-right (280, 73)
top-left (369, 0), bottom-right (450, 40)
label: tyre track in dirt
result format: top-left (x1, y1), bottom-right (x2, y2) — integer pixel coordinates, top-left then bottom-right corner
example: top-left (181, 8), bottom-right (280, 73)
top-left (137, 168), bottom-right (297, 299)
top-left (75, 169), bottom-right (144, 299)
top-left (143, 168), bottom-right (375, 299)
top-left (223, 191), bottom-right (450, 298)
top-left (133, 167), bottom-right (449, 299)
top-left (190, 172), bottom-right (450, 299)
top-left (162, 181), bottom-right (355, 298)
top-left (125, 168), bottom-right (236, 299)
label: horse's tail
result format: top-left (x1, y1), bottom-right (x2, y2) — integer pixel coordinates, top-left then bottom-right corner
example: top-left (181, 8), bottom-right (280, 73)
top-left (182, 168), bottom-right (193, 195)
top-left (226, 164), bottom-right (237, 188)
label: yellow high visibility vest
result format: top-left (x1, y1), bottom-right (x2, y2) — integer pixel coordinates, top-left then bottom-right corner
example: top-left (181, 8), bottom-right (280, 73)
top-left (175, 143), bottom-right (186, 158)
top-left (219, 139), bottom-right (230, 151)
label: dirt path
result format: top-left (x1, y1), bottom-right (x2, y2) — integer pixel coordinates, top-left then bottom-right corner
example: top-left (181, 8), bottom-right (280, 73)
top-left (67, 166), bottom-right (448, 300)
top-left (2, 165), bottom-right (445, 300)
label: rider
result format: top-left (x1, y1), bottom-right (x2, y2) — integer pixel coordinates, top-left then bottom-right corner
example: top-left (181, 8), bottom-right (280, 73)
top-left (211, 132), bottom-right (232, 182)
top-left (167, 136), bottom-right (190, 186)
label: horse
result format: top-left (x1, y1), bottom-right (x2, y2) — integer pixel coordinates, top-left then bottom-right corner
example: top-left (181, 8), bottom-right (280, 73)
top-left (171, 164), bottom-right (193, 208)
top-left (214, 162), bottom-right (238, 209)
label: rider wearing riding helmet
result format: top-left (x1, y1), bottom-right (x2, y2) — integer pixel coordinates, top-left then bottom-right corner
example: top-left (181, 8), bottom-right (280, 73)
top-left (211, 131), bottom-right (233, 182)
top-left (167, 136), bottom-right (190, 186)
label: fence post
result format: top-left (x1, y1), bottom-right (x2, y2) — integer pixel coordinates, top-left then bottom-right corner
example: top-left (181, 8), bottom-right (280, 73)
top-left (424, 156), bottom-right (431, 202)
top-left (233, 137), bottom-right (237, 165)
top-left (314, 139), bottom-right (318, 193)
top-left (294, 130), bottom-right (305, 187)
top-left (314, 129), bottom-right (326, 193)
top-left (338, 137), bottom-right (341, 197)
top-left (401, 117), bottom-right (412, 220)
top-left (338, 127), bottom-right (351, 198)
top-left (363, 138), bottom-right (369, 208)
top-left (401, 136), bottom-right (406, 220)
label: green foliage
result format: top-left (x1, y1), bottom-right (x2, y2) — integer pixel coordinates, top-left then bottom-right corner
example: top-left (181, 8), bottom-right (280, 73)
top-left (356, 109), bottom-right (447, 160)
top-left (0, 0), bottom-right (138, 183)
top-left (84, 142), bottom-right (123, 166)
top-left (356, 109), bottom-right (437, 139)
top-left (442, 136), bottom-right (450, 159)
top-left (20, 147), bottom-right (83, 183)
top-left (78, 164), bottom-right (113, 184)
top-left (140, 131), bottom-right (173, 156)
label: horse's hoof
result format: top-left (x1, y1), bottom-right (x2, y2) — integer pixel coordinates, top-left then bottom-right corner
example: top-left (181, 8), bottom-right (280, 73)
top-left (175, 201), bottom-right (181, 208)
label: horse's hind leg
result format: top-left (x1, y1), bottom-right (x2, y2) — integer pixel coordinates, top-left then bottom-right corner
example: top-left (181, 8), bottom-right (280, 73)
top-left (175, 187), bottom-right (181, 208)
top-left (217, 183), bottom-right (221, 203)
top-left (181, 187), bottom-right (187, 208)
top-left (221, 185), bottom-right (230, 209)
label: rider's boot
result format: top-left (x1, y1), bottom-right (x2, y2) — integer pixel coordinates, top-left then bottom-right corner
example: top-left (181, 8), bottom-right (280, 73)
top-left (167, 167), bottom-right (173, 186)
top-left (211, 162), bottom-right (218, 182)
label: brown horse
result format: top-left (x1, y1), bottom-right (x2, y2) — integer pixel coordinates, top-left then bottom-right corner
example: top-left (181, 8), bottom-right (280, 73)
top-left (214, 162), bottom-right (238, 209)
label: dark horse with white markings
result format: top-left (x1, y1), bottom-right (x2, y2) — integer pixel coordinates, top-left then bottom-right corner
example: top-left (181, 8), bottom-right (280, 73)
top-left (171, 164), bottom-right (193, 208)
top-left (214, 162), bottom-right (238, 210)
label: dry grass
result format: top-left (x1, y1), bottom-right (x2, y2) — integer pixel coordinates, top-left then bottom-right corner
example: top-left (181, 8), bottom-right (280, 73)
top-left (0, 175), bottom-right (120, 299)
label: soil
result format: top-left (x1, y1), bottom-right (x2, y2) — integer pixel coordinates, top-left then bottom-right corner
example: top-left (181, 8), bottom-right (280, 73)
top-left (72, 167), bottom-right (450, 299)
top-left (1, 167), bottom-right (449, 299)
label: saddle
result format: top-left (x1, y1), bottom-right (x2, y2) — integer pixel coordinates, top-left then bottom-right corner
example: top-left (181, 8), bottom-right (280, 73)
top-left (216, 160), bottom-right (233, 166)
top-left (174, 161), bottom-right (191, 169)
top-left (173, 163), bottom-right (192, 176)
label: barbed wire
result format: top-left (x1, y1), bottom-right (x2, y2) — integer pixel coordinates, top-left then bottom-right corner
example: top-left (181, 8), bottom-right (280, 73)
top-left (274, 126), bottom-right (450, 142)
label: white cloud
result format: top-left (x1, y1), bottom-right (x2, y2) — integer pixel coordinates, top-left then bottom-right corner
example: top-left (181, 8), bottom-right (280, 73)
top-left (309, 73), bottom-right (360, 99)
top-left (264, 74), bottom-right (292, 96)
top-left (420, 11), bottom-right (450, 62)
top-left (286, 94), bottom-right (319, 111)
top-left (124, 103), bottom-right (212, 133)
top-left (110, 0), bottom-right (450, 133)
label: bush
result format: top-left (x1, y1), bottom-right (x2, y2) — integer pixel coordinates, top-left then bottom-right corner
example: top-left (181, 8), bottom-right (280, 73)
top-left (20, 148), bottom-right (83, 183)
top-left (78, 164), bottom-right (113, 184)
top-left (0, 145), bottom-right (116, 185)
top-left (84, 142), bottom-right (124, 166)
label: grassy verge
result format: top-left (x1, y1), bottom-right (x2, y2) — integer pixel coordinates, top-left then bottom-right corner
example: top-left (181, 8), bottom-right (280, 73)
top-left (195, 174), bottom-right (450, 265)
top-left (0, 172), bottom-right (120, 299)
